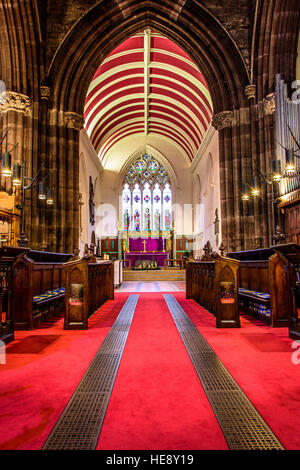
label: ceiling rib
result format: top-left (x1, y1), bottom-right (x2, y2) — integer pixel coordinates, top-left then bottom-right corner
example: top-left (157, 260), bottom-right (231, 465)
top-left (84, 31), bottom-right (213, 165)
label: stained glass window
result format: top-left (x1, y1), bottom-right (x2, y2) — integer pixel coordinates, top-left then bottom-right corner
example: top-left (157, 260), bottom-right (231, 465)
top-left (153, 184), bottom-right (162, 230)
top-left (122, 184), bottom-right (131, 230)
top-left (142, 183), bottom-right (151, 230)
top-left (163, 183), bottom-right (172, 230)
top-left (121, 154), bottom-right (172, 232)
top-left (132, 184), bottom-right (141, 231)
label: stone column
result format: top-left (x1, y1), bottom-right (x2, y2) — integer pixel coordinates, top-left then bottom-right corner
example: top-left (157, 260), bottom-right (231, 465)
top-left (0, 91), bottom-right (36, 247)
top-left (213, 91), bottom-right (276, 251)
top-left (39, 86), bottom-right (51, 250)
top-left (47, 109), bottom-right (83, 253)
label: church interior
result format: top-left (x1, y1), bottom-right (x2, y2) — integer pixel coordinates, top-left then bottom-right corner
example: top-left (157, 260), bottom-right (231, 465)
top-left (1, 0), bottom-right (300, 452)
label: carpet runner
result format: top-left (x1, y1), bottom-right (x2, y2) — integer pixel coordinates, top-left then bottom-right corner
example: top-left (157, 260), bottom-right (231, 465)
top-left (164, 294), bottom-right (284, 450)
top-left (42, 295), bottom-right (139, 450)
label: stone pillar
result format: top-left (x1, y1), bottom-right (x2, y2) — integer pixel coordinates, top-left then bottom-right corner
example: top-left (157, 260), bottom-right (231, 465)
top-left (212, 98), bottom-right (275, 252)
top-left (39, 86), bottom-right (51, 250)
top-left (0, 91), bottom-right (37, 247)
top-left (47, 109), bottom-right (83, 253)
top-left (118, 231), bottom-right (122, 260)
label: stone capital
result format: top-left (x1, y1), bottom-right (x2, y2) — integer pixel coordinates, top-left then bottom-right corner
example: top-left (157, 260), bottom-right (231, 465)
top-left (211, 111), bottom-right (234, 131)
top-left (264, 92), bottom-right (275, 115)
top-left (0, 91), bottom-right (32, 116)
top-left (245, 84), bottom-right (256, 100)
top-left (64, 111), bottom-right (85, 131)
top-left (40, 86), bottom-right (51, 101)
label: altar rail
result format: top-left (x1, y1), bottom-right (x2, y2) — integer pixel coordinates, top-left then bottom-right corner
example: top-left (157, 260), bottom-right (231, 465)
top-left (122, 259), bottom-right (131, 270)
top-left (186, 256), bottom-right (240, 328)
top-left (64, 257), bottom-right (114, 330)
top-left (164, 259), bottom-right (184, 270)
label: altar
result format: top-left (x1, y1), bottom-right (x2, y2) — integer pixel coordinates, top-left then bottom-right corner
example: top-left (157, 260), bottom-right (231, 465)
top-left (124, 237), bottom-right (169, 267)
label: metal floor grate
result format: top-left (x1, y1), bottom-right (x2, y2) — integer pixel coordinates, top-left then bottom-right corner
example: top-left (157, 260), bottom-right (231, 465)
top-left (42, 294), bottom-right (139, 450)
top-left (164, 294), bottom-right (284, 451)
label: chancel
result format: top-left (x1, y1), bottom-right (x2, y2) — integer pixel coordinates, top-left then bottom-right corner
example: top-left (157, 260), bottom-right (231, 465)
top-left (1, 0), bottom-right (300, 453)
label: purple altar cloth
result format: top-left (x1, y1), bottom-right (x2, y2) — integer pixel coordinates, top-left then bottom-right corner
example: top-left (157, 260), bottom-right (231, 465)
top-left (125, 252), bottom-right (169, 267)
top-left (129, 237), bottom-right (165, 252)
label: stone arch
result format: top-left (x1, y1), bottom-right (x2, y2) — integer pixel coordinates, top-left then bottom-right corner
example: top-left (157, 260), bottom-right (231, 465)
top-left (47, 1), bottom-right (249, 115)
top-left (44, 1), bottom-right (250, 252)
top-left (193, 174), bottom-right (202, 205)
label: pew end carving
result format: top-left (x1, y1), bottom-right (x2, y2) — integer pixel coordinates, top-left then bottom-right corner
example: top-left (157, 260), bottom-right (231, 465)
top-left (0, 247), bottom-right (28, 343)
top-left (270, 244), bottom-right (300, 339)
top-left (186, 246), bottom-right (240, 328)
top-left (64, 257), bottom-right (114, 330)
top-left (215, 258), bottom-right (240, 328)
top-left (64, 257), bottom-right (89, 330)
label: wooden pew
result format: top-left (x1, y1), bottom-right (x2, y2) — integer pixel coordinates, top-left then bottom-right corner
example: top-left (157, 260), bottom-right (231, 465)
top-left (266, 244), bottom-right (300, 339)
top-left (12, 250), bottom-right (73, 330)
top-left (186, 253), bottom-right (240, 328)
top-left (64, 257), bottom-right (114, 330)
top-left (226, 244), bottom-right (296, 327)
top-left (0, 246), bottom-right (28, 343)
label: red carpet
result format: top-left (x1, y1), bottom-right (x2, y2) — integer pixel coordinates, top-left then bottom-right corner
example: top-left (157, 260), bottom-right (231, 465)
top-left (174, 293), bottom-right (300, 450)
top-left (97, 293), bottom-right (228, 450)
top-left (0, 296), bottom-right (128, 450)
top-left (2, 291), bottom-right (300, 450)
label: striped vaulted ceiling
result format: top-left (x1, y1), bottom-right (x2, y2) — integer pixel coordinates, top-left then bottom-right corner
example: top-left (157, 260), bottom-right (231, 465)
top-left (84, 30), bottom-right (213, 165)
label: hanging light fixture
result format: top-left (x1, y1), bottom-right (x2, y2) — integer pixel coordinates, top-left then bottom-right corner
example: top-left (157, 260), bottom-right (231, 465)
top-left (1, 152), bottom-right (11, 177)
top-left (38, 181), bottom-right (46, 200)
top-left (12, 163), bottom-right (22, 186)
top-left (272, 160), bottom-right (282, 182)
top-left (285, 148), bottom-right (296, 175)
top-left (46, 188), bottom-right (54, 205)
top-left (241, 184), bottom-right (249, 201)
top-left (251, 177), bottom-right (260, 197)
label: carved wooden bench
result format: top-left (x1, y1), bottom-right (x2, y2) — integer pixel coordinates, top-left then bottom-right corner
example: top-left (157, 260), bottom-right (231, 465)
top-left (64, 257), bottom-right (114, 329)
top-left (227, 244), bottom-right (296, 327)
top-left (186, 254), bottom-right (240, 328)
top-left (12, 250), bottom-right (73, 329)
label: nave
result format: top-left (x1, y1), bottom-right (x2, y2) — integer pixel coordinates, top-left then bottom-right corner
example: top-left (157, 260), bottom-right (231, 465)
top-left (1, 286), bottom-right (300, 451)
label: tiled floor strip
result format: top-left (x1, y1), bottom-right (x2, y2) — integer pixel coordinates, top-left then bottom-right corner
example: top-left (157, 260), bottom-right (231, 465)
top-left (42, 294), bottom-right (139, 450)
top-left (164, 294), bottom-right (284, 450)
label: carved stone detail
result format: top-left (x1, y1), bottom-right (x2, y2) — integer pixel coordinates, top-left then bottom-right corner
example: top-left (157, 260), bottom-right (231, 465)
top-left (264, 93), bottom-right (276, 115)
top-left (273, 225), bottom-right (286, 245)
top-left (212, 111), bottom-right (234, 130)
top-left (0, 91), bottom-right (32, 115)
top-left (64, 111), bottom-right (84, 131)
top-left (40, 86), bottom-right (51, 101)
top-left (219, 242), bottom-right (226, 257)
top-left (245, 84), bottom-right (256, 100)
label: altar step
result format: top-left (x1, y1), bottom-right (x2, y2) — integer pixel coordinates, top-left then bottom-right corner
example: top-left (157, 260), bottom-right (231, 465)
top-left (123, 269), bottom-right (186, 281)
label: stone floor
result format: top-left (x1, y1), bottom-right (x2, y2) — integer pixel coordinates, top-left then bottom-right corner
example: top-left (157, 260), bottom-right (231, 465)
top-left (115, 281), bottom-right (186, 292)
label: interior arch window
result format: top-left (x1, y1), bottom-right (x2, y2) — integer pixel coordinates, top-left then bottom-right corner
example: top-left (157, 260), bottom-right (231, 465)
top-left (163, 183), bottom-right (172, 230)
top-left (122, 154), bottom-right (171, 231)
